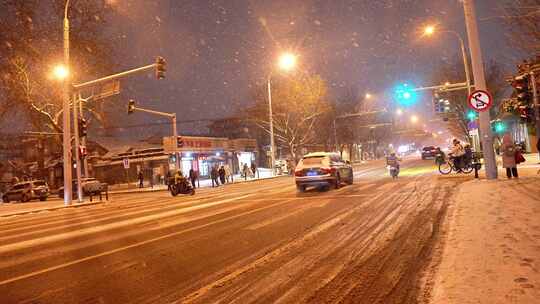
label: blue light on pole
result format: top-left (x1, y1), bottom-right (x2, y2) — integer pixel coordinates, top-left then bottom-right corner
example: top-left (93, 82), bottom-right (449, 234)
top-left (394, 84), bottom-right (418, 107)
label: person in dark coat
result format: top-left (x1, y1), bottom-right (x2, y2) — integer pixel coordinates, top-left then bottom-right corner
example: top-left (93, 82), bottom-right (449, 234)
top-left (211, 165), bottom-right (220, 187)
top-left (251, 162), bottom-right (258, 179)
top-left (242, 163), bottom-right (249, 181)
top-left (189, 168), bottom-right (197, 188)
top-left (165, 170), bottom-right (172, 191)
top-left (138, 171), bottom-right (144, 188)
top-left (218, 166), bottom-right (226, 185)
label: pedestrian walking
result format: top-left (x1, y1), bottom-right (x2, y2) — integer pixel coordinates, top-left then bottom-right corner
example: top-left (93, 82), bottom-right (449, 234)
top-left (242, 163), bottom-right (249, 181)
top-left (166, 170), bottom-right (172, 191)
top-left (189, 168), bottom-right (197, 188)
top-left (218, 165), bottom-right (226, 185)
top-left (251, 162), bottom-right (258, 179)
top-left (224, 164), bottom-right (233, 183)
top-left (138, 171), bottom-right (144, 188)
top-left (211, 165), bottom-right (220, 187)
top-left (501, 133), bottom-right (519, 179)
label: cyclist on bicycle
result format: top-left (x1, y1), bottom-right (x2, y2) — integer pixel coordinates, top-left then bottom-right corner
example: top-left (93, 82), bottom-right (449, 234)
top-left (449, 139), bottom-right (465, 172)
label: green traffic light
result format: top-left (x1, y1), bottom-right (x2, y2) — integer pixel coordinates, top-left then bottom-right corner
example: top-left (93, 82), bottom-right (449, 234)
top-left (494, 121), bottom-right (506, 133)
top-left (467, 111), bottom-right (477, 121)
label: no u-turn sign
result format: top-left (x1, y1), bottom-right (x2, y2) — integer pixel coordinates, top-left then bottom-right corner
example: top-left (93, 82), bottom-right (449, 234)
top-left (468, 90), bottom-right (493, 112)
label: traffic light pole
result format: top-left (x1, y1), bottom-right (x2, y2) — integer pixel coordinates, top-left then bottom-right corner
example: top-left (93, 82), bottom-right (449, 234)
top-left (463, 0), bottom-right (497, 179)
top-left (72, 94), bottom-right (83, 202)
top-left (129, 105), bottom-right (181, 171)
top-left (79, 94), bottom-right (89, 178)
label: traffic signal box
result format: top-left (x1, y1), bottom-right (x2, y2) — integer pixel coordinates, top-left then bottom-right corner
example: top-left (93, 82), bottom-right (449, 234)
top-left (155, 56), bottom-right (166, 79)
top-left (78, 117), bottom-right (88, 137)
top-left (432, 91), bottom-right (451, 114)
top-left (512, 75), bottom-right (531, 104)
top-left (127, 99), bottom-right (135, 114)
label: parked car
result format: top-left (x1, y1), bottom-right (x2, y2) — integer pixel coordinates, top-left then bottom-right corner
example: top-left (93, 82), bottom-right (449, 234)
top-left (2, 180), bottom-right (50, 203)
top-left (421, 146), bottom-right (438, 160)
top-left (58, 177), bottom-right (103, 198)
top-left (294, 152), bottom-right (353, 192)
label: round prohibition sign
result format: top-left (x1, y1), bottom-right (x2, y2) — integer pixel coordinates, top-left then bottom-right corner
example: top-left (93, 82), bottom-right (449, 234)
top-left (468, 90), bottom-right (493, 112)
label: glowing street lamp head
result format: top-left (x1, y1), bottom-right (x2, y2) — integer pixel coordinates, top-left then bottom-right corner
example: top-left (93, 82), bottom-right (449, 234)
top-left (410, 115), bottom-right (419, 124)
top-left (396, 108), bottom-right (403, 116)
top-left (365, 93), bottom-right (372, 99)
top-left (53, 65), bottom-right (69, 80)
top-left (278, 52), bottom-right (297, 71)
top-left (423, 25), bottom-right (435, 36)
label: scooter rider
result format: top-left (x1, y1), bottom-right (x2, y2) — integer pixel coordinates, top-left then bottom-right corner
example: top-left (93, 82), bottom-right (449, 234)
top-left (174, 170), bottom-right (185, 184)
top-left (386, 152), bottom-right (401, 170)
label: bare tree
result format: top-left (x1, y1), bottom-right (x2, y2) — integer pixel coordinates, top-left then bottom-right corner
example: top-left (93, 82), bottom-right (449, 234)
top-left (430, 56), bottom-right (508, 140)
top-left (500, 0), bottom-right (540, 54)
top-left (0, 0), bottom-right (118, 133)
top-left (248, 74), bottom-right (331, 161)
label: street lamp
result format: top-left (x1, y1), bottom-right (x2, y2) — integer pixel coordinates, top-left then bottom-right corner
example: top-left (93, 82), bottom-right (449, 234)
top-left (268, 52), bottom-right (297, 176)
top-left (410, 115), bottom-right (419, 124)
top-left (365, 93), bottom-right (372, 99)
top-left (53, 65), bottom-right (69, 80)
top-left (278, 52), bottom-right (297, 71)
top-left (396, 108), bottom-right (403, 116)
top-left (423, 25), bottom-right (435, 36)
top-left (422, 25), bottom-right (472, 96)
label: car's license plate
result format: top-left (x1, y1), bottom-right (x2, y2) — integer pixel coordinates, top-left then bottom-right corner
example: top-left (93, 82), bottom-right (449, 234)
top-left (307, 171), bottom-right (317, 176)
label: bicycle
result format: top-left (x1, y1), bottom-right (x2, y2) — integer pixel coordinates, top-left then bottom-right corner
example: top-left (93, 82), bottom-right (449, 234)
top-left (438, 157), bottom-right (474, 175)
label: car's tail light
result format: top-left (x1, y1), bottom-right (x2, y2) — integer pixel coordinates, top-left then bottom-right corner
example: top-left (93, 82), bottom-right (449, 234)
top-left (294, 169), bottom-right (304, 177)
top-left (320, 167), bottom-right (334, 175)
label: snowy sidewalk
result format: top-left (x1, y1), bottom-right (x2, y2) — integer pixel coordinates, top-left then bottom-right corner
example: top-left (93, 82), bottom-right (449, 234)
top-left (108, 168), bottom-right (278, 194)
top-left (428, 167), bottom-right (540, 303)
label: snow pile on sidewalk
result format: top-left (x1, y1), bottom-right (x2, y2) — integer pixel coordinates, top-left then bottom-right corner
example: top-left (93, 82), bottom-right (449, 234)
top-left (429, 168), bottom-right (540, 303)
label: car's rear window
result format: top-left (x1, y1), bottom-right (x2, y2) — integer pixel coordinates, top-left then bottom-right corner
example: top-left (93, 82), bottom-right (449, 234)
top-left (12, 184), bottom-right (28, 190)
top-left (423, 147), bottom-right (435, 151)
top-left (301, 156), bottom-right (326, 166)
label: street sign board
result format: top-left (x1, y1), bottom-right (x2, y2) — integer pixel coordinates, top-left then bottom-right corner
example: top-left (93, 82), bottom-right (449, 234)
top-left (123, 158), bottom-right (130, 169)
top-left (92, 80), bottom-right (121, 101)
top-left (468, 90), bottom-right (493, 112)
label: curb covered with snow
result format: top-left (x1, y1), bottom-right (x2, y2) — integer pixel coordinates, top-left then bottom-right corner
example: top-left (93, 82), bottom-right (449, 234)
top-left (427, 169), bottom-right (540, 303)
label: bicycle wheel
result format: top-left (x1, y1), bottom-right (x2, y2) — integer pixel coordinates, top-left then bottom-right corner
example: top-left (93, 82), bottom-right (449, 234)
top-left (438, 162), bottom-right (452, 175)
top-left (462, 164), bottom-right (474, 174)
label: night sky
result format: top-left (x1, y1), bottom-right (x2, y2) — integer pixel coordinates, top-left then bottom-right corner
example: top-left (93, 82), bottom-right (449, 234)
top-left (99, 0), bottom-right (521, 137)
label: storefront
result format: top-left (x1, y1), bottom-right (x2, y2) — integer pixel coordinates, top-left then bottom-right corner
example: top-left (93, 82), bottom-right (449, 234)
top-left (163, 136), bottom-right (257, 178)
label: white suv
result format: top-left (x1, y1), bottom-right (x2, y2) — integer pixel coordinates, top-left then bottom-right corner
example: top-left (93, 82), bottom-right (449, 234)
top-left (294, 152), bottom-right (353, 192)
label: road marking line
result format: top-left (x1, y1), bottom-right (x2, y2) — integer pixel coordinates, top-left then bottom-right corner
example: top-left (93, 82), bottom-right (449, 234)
top-left (0, 194), bottom-right (257, 256)
top-left (0, 195), bottom-right (297, 287)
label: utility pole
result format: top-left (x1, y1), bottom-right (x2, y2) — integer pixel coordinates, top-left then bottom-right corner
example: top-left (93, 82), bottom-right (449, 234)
top-left (267, 77), bottom-right (276, 176)
top-left (463, 0), bottom-right (497, 179)
top-left (62, 0), bottom-right (73, 205)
